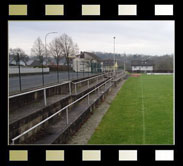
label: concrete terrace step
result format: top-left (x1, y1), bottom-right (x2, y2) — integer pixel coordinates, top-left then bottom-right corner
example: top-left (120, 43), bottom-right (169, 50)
top-left (9, 73), bottom-right (107, 111)
top-left (9, 94), bottom-right (69, 124)
top-left (30, 82), bottom-right (112, 144)
top-left (9, 77), bottom-right (108, 125)
top-left (9, 77), bottom-right (109, 144)
top-left (9, 94), bottom-right (72, 142)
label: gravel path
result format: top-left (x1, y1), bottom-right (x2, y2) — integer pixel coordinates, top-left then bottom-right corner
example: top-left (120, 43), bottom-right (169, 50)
top-left (67, 79), bottom-right (126, 144)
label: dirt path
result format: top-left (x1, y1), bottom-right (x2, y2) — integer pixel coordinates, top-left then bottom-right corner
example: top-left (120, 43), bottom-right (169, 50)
top-left (67, 79), bottom-right (126, 144)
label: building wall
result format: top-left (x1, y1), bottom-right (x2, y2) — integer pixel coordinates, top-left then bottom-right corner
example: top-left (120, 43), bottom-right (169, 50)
top-left (132, 66), bottom-right (153, 71)
top-left (103, 66), bottom-right (113, 71)
top-left (73, 58), bottom-right (91, 72)
top-left (73, 58), bottom-right (103, 72)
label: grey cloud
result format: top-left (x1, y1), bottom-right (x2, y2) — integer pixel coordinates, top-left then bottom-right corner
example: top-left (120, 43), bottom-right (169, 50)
top-left (9, 21), bottom-right (174, 55)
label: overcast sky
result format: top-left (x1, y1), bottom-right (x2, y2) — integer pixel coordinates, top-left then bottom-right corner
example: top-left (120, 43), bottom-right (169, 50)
top-left (9, 21), bottom-right (174, 56)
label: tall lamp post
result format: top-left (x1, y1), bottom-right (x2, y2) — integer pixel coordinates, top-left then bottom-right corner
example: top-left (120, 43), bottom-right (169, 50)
top-left (124, 53), bottom-right (126, 72)
top-left (17, 53), bottom-right (22, 91)
top-left (113, 36), bottom-right (116, 74)
top-left (41, 32), bottom-right (58, 86)
top-left (45, 32), bottom-right (58, 65)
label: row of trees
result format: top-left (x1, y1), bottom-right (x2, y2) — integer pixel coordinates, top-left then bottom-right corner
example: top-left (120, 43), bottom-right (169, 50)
top-left (31, 33), bottom-right (79, 67)
top-left (9, 33), bottom-right (79, 68)
top-left (123, 54), bottom-right (173, 71)
top-left (94, 52), bottom-right (173, 72)
top-left (9, 48), bottom-right (29, 65)
top-left (10, 36), bottom-right (173, 72)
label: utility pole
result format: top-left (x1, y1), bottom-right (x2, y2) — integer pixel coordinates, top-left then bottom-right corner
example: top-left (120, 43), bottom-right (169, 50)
top-left (45, 32), bottom-right (58, 65)
top-left (113, 36), bottom-right (116, 74)
top-left (124, 53), bottom-right (126, 72)
top-left (17, 53), bottom-right (22, 91)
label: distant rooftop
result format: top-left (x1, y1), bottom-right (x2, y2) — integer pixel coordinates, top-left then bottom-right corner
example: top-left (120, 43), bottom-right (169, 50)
top-left (103, 59), bottom-right (116, 66)
top-left (77, 51), bottom-right (102, 62)
top-left (131, 60), bottom-right (154, 66)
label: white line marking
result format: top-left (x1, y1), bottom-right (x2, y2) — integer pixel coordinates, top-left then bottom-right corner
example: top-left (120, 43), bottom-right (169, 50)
top-left (140, 75), bottom-right (146, 144)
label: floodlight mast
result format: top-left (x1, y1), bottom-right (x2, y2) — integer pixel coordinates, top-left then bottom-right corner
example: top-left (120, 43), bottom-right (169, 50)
top-left (41, 32), bottom-right (58, 86)
top-left (113, 36), bottom-right (116, 74)
top-left (124, 53), bottom-right (126, 72)
top-left (45, 32), bottom-right (58, 65)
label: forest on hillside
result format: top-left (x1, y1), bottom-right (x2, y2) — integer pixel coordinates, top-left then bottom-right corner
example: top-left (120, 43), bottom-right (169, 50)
top-left (93, 52), bottom-right (173, 72)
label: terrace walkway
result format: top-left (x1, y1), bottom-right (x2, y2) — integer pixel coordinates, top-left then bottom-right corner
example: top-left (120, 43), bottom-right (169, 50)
top-left (34, 81), bottom-right (112, 144)
top-left (67, 79), bottom-right (126, 144)
top-left (9, 71), bottom-right (126, 144)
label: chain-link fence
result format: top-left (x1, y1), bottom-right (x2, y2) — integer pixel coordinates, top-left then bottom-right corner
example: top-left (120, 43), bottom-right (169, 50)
top-left (9, 54), bottom-right (110, 94)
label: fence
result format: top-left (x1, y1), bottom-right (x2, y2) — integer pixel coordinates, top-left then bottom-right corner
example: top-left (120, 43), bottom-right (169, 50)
top-left (11, 77), bottom-right (114, 144)
top-left (9, 72), bottom-right (113, 109)
top-left (9, 62), bottom-right (102, 94)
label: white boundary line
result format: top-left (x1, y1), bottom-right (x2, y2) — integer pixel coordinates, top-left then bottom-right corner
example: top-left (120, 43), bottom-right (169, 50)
top-left (140, 75), bottom-right (146, 144)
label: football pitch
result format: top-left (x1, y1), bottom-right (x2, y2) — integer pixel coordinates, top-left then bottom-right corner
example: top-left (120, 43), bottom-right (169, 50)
top-left (88, 74), bottom-right (174, 145)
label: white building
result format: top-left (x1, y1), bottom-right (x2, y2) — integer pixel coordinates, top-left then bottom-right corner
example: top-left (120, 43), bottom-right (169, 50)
top-left (73, 52), bottom-right (103, 72)
top-left (131, 60), bottom-right (154, 72)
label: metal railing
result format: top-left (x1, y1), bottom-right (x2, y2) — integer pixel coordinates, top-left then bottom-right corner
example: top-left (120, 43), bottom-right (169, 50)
top-left (113, 71), bottom-right (126, 81)
top-left (9, 72), bottom-right (111, 106)
top-left (9, 81), bottom-right (71, 106)
top-left (72, 72), bottom-right (113, 94)
top-left (11, 77), bottom-right (113, 144)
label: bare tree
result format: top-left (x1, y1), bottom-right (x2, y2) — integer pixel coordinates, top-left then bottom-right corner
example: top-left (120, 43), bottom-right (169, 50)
top-left (58, 33), bottom-right (79, 79)
top-left (9, 48), bottom-right (29, 66)
top-left (31, 37), bottom-right (45, 64)
top-left (48, 37), bottom-right (64, 82)
top-left (48, 37), bottom-right (63, 66)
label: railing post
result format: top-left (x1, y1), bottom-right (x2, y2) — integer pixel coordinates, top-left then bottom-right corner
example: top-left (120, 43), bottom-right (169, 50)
top-left (98, 87), bottom-right (99, 96)
top-left (75, 84), bottom-right (77, 94)
top-left (88, 94), bottom-right (90, 105)
top-left (66, 108), bottom-right (69, 124)
top-left (12, 140), bottom-right (15, 145)
top-left (88, 80), bottom-right (89, 88)
top-left (44, 88), bottom-right (47, 106)
top-left (69, 82), bottom-right (71, 95)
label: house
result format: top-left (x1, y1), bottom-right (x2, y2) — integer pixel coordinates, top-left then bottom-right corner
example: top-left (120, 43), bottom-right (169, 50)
top-left (103, 59), bottom-right (118, 72)
top-left (47, 56), bottom-right (66, 66)
top-left (131, 60), bottom-right (154, 72)
top-left (9, 59), bottom-right (25, 66)
top-left (30, 60), bottom-right (44, 66)
top-left (9, 56), bottom-right (26, 66)
top-left (73, 52), bottom-right (103, 72)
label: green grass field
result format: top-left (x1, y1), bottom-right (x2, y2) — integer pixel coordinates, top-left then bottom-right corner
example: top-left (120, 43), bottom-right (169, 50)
top-left (88, 74), bottom-right (173, 145)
